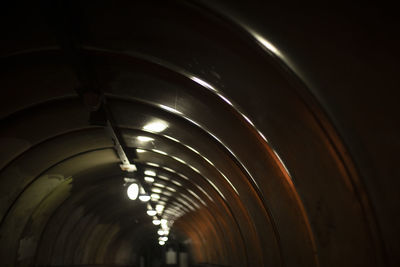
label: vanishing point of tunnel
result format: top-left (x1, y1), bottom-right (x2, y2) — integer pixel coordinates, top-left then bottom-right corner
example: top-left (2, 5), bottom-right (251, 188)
top-left (1, 1), bottom-right (399, 267)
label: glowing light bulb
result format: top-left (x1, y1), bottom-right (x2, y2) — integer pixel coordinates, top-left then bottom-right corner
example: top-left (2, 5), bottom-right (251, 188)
top-left (120, 163), bottom-right (137, 172)
top-left (127, 183), bottom-right (139, 200)
top-left (156, 205), bottom-right (164, 213)
top-left (153, 219), bottom-right (161, 225)
top-left (159, 240), bottom-right (165, 245)
top-left (159, 236), bottom-right (168, 242)
top-left (139, 195), bottom-right (150, 202)
top-left (147, 210), bottom-right (157, 216)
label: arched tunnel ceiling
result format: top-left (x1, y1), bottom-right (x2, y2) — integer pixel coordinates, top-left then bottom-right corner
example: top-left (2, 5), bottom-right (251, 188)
top-left (1, 1), bottom-right (399, 266)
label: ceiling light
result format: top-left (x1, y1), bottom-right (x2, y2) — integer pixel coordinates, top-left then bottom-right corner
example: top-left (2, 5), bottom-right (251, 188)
top-left (158, 229), bottom-right (165, 235)
top-left (143, 121), bottom-right (168, 133)
top-left (136, 149), bottom-right (146, 153)
top-left (139, 195), bottom-right (151, 202)
top-left (144, 170), bottom-right (156, 176)
top-left (138, 187), bottom-right (150, 202)
top-left (147, 210), bottom-right (157, 216)
top-left (120, 163), bottom-right (137, 172)
top-left (159, 240), bottom-right (165, 246)
top-left (127, 183), bottom-right (139, 200)
top-left (156, 204), bottom-right (164, 213)
top-left (137, 136), bottom-right (154, 142)
top-left (159, 236), bottom-right (168, 242)
top-left (153, 219), bottom-right (161, 225)
top-left (161, 219), bottom-right (168, 228)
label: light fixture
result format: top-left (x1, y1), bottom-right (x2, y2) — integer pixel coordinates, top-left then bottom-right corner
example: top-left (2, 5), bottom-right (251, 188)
top-left (137, 136), bottom-right (154, 142)
top-left (156, 204), bottom-right (164, 213)
top-left (147, 210), bottom-right (157, 216)
top-left (136, 149), bottom-right (146, 153)
top-left (144, 170), bottom-right (156, 177)
top-left (143, 121), bottom-right (168, 133)
top-left (144, 176), bottom-right (155, 183)
top-left (159, 236), bottom-right (168, 242)
top-left (159, 240), bottom-right (165, 246)
top-left (153, 219), bottom-right (161, 225)
top-left (127, 183), bottom-right (139, 200)
top-left (158, 229), bottom-right (165, 235)
top-left (161, 219), bottom-right (168, 229)
top-left (139, 187), bottom-right (150, 202)
top-left (158, 227), bottom-right (169, 236)
top-left (139, 195), bottom-right (150, 202)
top-left (120, 163), bottom-right (137, 172)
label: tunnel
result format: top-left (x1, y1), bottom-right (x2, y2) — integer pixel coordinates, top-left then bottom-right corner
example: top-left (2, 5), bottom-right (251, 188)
top-left (1, 1), bottom-right (399, 266)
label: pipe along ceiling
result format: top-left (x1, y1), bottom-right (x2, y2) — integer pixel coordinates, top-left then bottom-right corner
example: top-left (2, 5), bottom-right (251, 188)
top-left (1, 1), bottom-right (399, 266)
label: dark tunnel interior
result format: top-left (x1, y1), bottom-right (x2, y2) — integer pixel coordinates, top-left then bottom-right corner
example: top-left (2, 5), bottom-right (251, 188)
top-left (1, 1), bottom-right (399, 266)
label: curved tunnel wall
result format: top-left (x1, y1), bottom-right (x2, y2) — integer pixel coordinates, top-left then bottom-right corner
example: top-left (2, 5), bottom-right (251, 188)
top-left (1, 1), bottom-right (399, 266)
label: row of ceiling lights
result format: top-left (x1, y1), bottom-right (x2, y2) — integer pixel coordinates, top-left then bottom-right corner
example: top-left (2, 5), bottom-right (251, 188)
top-left (124, 119), bottom-right (206, 245)
top-left (125, 168), bottom-right (173, 246)
top-left (125, 120), bottom-right (173, 246)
